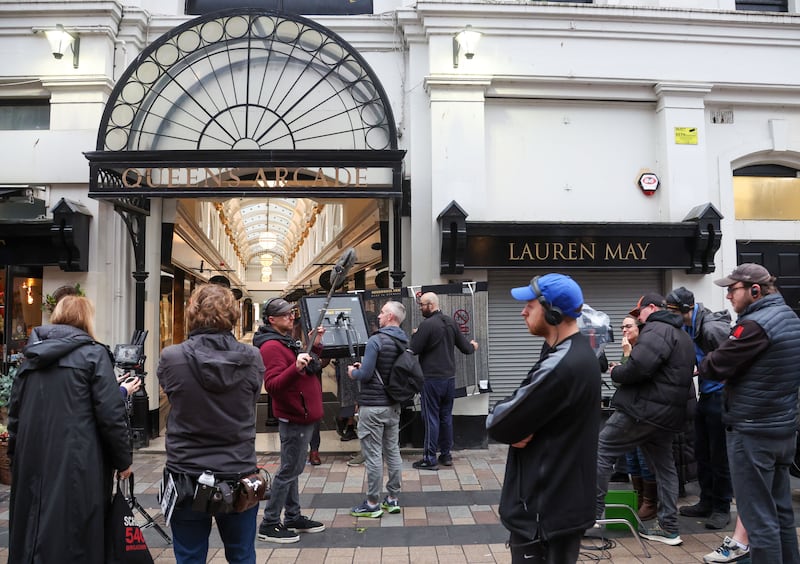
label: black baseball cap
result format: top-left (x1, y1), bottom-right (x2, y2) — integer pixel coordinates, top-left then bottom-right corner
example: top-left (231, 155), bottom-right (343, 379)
top-left (666, 287), bottom-right (695, 310)
top-left (629, 293), bottom-right (666, 317)
top-left (264, 298), bottom-right (293, 319)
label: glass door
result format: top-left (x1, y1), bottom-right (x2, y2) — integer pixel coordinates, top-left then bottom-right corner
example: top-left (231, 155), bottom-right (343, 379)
top-left (3, 267), bottom-right (42, 368)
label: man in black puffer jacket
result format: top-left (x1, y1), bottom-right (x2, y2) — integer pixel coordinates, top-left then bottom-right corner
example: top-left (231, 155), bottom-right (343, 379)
top-left (597, 293), bottom-right (695, 546)
top-left (700, 264), bottom-right (800, 564)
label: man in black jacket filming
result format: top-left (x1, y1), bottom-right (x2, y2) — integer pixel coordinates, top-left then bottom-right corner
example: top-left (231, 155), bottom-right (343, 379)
top-left (487, 273), bottom-right (600, 563)
top-left (597, 293), bottom-right (695, 546)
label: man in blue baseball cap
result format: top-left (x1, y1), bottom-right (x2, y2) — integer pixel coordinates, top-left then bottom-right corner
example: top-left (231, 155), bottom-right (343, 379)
top-left (487, 273), bottom-right (601, 563)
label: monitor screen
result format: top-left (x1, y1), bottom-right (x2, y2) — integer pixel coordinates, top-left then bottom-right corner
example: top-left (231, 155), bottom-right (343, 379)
top-left (299, 294), bottom-right (371, 358)
top-left (113, 344), bottom-right (143, 365)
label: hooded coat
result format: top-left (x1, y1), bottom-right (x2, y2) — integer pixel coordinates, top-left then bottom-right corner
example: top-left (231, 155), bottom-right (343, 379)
top-left (157, 330), bottom-right (264, 476)
top-left (8, 324), bottom-right (132, 564)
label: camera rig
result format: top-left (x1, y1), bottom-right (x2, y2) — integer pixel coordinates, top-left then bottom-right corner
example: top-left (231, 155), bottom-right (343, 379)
top-left (113, 329), bottom-right (149, 449)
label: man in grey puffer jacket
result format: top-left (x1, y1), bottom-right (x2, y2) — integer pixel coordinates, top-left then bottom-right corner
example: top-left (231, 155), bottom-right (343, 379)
top-left (701, 263), bottom-right (800, 564)
top-left (596, 293), bottom-right (695, 546)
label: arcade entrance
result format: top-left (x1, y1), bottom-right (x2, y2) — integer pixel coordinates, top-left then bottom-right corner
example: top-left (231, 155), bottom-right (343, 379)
top-left (86, 9), bottom-right (405, 440)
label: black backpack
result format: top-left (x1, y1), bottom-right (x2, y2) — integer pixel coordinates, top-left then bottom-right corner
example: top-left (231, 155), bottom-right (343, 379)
top-left (376, 334), bottom-right (425, 404)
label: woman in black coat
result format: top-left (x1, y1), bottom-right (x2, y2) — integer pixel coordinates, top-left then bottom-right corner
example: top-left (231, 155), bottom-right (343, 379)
top-left (8, 296), bottom-right (132, 564)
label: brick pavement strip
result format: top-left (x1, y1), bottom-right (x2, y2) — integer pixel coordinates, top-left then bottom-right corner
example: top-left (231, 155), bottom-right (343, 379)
top-left (3, 444), bottom-right (798, 562)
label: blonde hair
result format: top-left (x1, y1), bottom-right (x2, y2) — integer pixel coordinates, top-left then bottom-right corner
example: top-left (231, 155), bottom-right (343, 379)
top-left (186, 284), bottom-right (240, 332)
top-left (50, 296), bottom-right (96, 339)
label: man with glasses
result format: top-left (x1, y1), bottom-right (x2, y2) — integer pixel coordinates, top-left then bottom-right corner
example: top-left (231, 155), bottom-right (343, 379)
top-left (597, 293), bottom-right (695, 546)
top-left (410, 292), bottom-right (478, 470)
top-left (700, 264), bottom-right (800, 564)
top-left (253, 298), bottom-right (326, 543)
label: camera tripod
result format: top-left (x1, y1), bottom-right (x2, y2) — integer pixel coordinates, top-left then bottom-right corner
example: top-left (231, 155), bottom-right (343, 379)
top-left (122, 473), bottom-right (172, 544)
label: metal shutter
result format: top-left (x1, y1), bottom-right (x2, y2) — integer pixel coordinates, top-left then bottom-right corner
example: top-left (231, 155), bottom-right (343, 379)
top-left (487, 270), bottom-right (663, 406)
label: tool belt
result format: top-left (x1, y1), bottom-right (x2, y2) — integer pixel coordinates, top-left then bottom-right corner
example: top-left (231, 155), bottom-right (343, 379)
top-left (166, 467), bottom-right (271, 514)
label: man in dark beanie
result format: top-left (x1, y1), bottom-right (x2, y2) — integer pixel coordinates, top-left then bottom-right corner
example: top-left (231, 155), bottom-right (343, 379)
top-left (253, 298), bottom-right (326, 544)
top-left (666, 286), bottom-right (733, 530)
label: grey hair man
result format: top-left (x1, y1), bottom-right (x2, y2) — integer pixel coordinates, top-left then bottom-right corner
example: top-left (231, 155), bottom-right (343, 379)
top-left (347, 301), bottom-right (407, 518)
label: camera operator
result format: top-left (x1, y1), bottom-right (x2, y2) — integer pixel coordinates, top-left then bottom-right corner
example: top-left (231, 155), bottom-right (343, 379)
top-left (116, 372), bottom-right (142, 398)
top-left (254, 298), bottom-right (326, 544)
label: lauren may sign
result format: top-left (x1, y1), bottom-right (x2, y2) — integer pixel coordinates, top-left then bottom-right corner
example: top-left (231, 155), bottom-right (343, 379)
top-left (465, 236), bottom-right (693, 269)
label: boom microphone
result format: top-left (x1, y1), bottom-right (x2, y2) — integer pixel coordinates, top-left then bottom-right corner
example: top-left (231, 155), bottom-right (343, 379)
top-left (304, 247), bottom-right (358, 357)
top-left (329, 248), bottom-right (357, 290)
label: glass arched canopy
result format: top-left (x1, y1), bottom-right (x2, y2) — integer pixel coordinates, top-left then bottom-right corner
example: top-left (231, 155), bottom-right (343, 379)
top-left (87, 8), bottom-right (402, 269)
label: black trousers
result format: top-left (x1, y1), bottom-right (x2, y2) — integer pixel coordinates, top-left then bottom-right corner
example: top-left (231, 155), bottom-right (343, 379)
top-left (509, 531), bottom-right (582, 564)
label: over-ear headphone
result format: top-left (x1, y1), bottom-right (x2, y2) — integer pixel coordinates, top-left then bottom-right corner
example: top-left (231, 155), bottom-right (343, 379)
top-left (750, 284), bottom-right (760, 298)
top-left (532, 276), bottom-right (563, 326)
top-left (666, 290), bottom-right (692, 314)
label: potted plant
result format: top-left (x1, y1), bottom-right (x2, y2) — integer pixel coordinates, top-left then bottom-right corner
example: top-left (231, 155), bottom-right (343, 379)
top-left (0, 366), bottom-right (14, 485)
top-left (0, 366), bottom-right (15, 421)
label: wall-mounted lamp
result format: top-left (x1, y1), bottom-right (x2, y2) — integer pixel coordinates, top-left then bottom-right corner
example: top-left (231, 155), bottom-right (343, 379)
top-left (44, 24), bottom-right (80, 68)
top-left (453, 25), bottom-right (482, 69)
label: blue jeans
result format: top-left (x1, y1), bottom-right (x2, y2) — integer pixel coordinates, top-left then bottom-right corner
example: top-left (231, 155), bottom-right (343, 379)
top-left (170, 504), bottom-right (258, 564)
top-left (261, 420), bottom-right (314, 525)
top-left (694, 391), bottom-right (732, 513)
top-left (421, 378), bottom-right (455, 464)
top-left (596, 411), bottom-right (680, 533)
top-left (625, 447), bottom-right (654, 481)
top-left (727, 429), bottom-right (800, 564)
top-left (357, 404), bottom-right (402, 503)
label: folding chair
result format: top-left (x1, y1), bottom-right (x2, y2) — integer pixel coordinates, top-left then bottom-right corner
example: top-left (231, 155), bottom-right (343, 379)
top-left (595, 503), bottom-right (651, 558)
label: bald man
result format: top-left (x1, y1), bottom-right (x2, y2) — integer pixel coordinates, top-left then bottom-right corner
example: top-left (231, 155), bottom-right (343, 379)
top-left (409, 292), bottom-right (478, 470)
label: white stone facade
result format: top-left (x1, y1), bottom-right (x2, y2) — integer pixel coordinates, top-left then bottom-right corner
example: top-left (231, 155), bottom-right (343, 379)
top-left (1, 0), bottom-right (799, 413)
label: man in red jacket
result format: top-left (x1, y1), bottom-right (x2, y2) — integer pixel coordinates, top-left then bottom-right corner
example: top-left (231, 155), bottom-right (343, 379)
top-left (253, 298), bottom-right (326, 544)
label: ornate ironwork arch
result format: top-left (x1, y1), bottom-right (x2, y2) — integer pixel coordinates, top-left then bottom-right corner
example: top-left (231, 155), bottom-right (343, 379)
top-left (88, 9), bottom-right (405, 331)
top-left (97, 8), bottom-right (398, 153)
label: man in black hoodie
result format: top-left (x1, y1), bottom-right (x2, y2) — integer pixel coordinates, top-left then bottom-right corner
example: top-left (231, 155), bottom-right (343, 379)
top-left (597, 293), bottom-right (695, 546)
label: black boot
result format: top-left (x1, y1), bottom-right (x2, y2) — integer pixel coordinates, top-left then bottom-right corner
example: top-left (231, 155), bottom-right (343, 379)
top-left (340, 424), bottom-right (357, 441)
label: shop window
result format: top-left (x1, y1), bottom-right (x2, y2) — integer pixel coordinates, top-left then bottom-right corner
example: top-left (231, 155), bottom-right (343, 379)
top-left (3, 269), bottom-right (43, 366)
top-left (0, 99), bottom-right (50, 131)
top-left (733, 164), bottom-right (800, 220)
top-left (736, 0), bottom-right (788, 11)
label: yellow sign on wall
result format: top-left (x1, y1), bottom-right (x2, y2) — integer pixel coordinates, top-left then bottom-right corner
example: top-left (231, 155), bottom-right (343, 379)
top-left (675, 127), bottom-right (698, 145)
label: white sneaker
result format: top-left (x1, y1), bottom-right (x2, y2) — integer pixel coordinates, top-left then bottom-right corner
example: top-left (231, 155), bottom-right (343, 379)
top-left (703, 536), bottom-right (750, 563)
